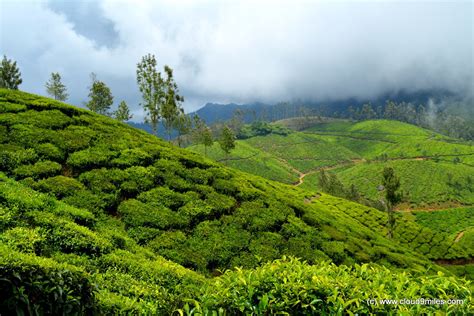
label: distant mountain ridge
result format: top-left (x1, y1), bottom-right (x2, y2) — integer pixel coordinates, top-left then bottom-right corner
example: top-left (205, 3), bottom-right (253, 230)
top-left (129, 89), bottom-right (468, 136)
top-left (191, 89), bottom-right (459, 125)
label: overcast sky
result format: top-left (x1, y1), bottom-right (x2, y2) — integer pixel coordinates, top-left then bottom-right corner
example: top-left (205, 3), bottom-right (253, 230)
top-left (1, 0), bottom-right (472, 120)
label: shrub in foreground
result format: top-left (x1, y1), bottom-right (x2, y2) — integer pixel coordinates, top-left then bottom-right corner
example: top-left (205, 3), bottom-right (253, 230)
top-left (179, 257), bottom-right (472, 315)
top-left (0, 245), bottom-right (95, 315)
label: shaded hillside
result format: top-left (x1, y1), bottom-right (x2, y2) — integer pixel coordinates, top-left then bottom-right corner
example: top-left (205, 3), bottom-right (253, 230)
top-left (0, 90), bottom-right (472, 313)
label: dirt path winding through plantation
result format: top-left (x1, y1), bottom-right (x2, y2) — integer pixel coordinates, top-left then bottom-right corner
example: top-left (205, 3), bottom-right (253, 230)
top-left (454, 231), bottom-right (465, 243)
top-left (293, 158), bottom-right (366, 186)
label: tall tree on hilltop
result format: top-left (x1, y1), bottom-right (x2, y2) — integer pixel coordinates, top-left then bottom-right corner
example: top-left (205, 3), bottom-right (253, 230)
top-left (86, 73), bottom-right (113, 115)
top-left (382, 167), bottom-right (402, 239)
top-left (219, 125), bottom-right (236, 165)
top-left (192, 114), bottom-right (213, 156)
top-left (173, 108), bottom-right (191, 147)
top-left (201, 127), bottom-right (214, 157)
top-left (0, 55), bottom-right (22, 90)
top-left (45, 72), bottom-right (68, 101)
top-left (161, 65), bottom-right (184, 141)
top-left (114, 100), bottom-right (133, 122)
top-left (136, 54), bottom-right (165, 136)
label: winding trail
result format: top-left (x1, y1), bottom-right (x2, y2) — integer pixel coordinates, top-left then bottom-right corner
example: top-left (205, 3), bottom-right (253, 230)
top-left (454, 231), bottom-right (465, 243)
top-left (289, 158), bottom-right (366, 186)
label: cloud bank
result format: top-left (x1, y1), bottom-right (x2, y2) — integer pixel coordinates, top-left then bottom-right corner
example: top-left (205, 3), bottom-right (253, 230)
top-left (1, 0), bottom-right (472, 119)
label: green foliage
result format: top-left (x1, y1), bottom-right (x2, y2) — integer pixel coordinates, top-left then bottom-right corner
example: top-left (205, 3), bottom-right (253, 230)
top-left (180, 257), bottom-right (472, 315)
top-left (219, 125), bottom-right (236, 155)
top-left (121, 166), bottom-right (157, 195)
top-left (35, 143), bottom-right (64, 161)
top-left (1, 227), bottom-right (43, 253)
top-left (0, 90), bottom-right (472, 313)
top-left (13, 160), bottom-right (62, 179)
top-left (245, 132), bottom-right (358, 172)
top-left (382, 167), bottom-right (401, 238)
top-left (0, 246), bottom-right (96, 315)
top-left (410, 207), bottom-right (474, 254)
top-left (412, 207), bottom-right (474, 237)
top-left (382, 167), bottom-right (402, 208)
top-left (161, 65), bottom-right (185, 141)
top-left (337, 160), bottom-right (474, 206)
top-left (36, 175), bottom-right (85, 198)
top-left (0, 100), bottom-right (26, 112)
top-left (136, 54), bottom-right (164, 135)
top-left (67, 146), bottom-right (118, 170)
top-left (86, 74), bottom-right (114, 115)
top-left (59, 125), bottom-right (96, 152)
top-left (1, 109), bottom-right (72, 129)
top-left (239, 121), bottom-right (291, 139)
top-left (45, 72), bottom-right (68, 101)
top-left (111, 148), bottom-right (152, 167)
top-left (113, 100), bottom-right (133, 122)
top-left (226, 119), bottom-right (474, 206)
top-left (174, 109), bottom-right (192, 147)
top-left (0, 55), bottom-right (22, 89)
top-left (192, 115), bottom-right (214, 156)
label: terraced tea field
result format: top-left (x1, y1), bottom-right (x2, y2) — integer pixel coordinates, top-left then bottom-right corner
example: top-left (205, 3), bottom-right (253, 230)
top-left (202, 119), bottom-right (474, 208)
top-left (190, 119), bottom-right (474, 274)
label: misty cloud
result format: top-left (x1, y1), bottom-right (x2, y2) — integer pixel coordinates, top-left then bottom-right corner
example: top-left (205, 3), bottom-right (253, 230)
top-left (0, 0), bottom-right (472, 120)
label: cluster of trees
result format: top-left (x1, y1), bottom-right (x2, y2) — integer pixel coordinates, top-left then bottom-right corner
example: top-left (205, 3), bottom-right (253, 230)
top-left (318, 167), bottom-right (401, 238)
top-left (318, 170), bottom-right (362, 202)
top-left (0, 55), bottom-right (133, 122)
top-left (136, 54), bottom-right (185, 139)
top-left (135, 54), bottom-right (237, 157)
top-left (84, 73), bottom-right (133, 122)
top-left (191, 115), bottom-right (236, 162)
top-left (0, 54), bottom-right (237, 157)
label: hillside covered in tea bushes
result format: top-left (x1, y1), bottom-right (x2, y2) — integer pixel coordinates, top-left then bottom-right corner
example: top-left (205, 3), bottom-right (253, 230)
top-left (0, 89), bottom-right (472, 314)
top-left (190, 117), bottom-right (474, 277)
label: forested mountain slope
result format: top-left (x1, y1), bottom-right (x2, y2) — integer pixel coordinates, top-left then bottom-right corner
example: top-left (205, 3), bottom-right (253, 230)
top-left (0, 89), bottom-right (472, 314)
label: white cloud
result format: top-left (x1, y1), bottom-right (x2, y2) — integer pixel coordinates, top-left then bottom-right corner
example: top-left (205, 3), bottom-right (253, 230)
top-left (0, 0), bottom-right (472, 119)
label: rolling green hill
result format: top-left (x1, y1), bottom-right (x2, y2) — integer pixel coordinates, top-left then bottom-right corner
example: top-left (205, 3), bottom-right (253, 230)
top-left (304, 120), bottom-right (474, 206)
top-left (189, 117), bottom-right (474, 280)
top-left (199, 119), bottom-right (473, 208)
top-left (0, 90), bottom-right (472, 314)
top-left (190, 141), bottom-right (299, 184)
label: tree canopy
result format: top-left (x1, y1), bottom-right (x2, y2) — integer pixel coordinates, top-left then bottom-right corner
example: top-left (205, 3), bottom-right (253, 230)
top-left (114, 100), bottom-right (133, 122)
top-left (219, 125), bottom-right (236, 163)
top-left (0, 55), bottom-right (22, 90)
top-left (45, 72), bottom-right (68, 101)
top-left (86, 73), bottom-right (113, 115)
top-left (136, 54), bottom-right (165, 135)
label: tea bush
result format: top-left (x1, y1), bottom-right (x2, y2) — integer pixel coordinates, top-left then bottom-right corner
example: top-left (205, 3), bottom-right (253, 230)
top-left (13, 160), bottom-right (62, 179)
top-left (0, 245), bottom-right (96, 315)
top-left (183, 257), bottom-right (472, 315)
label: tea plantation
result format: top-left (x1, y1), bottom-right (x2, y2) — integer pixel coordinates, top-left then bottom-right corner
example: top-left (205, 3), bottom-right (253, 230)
top-left (0, 89), bottom-right (472, 314)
